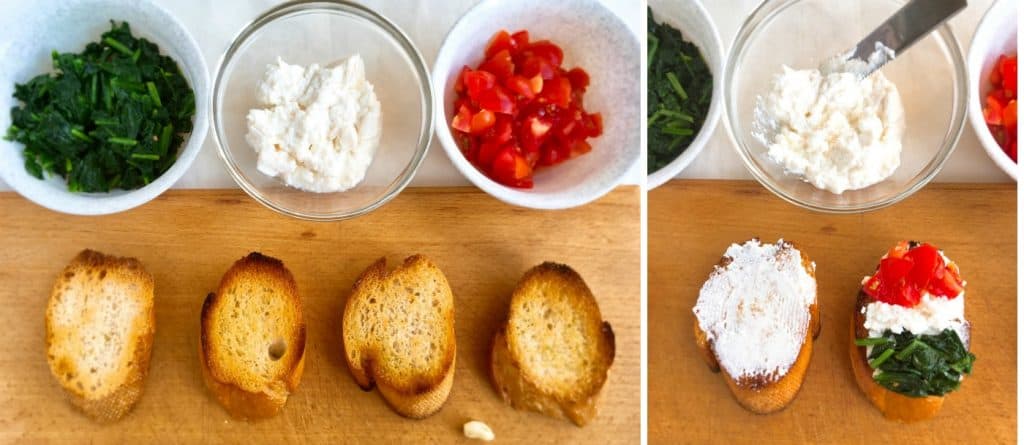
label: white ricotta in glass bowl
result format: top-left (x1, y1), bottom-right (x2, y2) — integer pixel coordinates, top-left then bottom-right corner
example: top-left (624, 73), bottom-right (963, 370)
top-left (245, 55), bottom-right (382, 193)
top-left (754, 61), bottom-right (906, 194)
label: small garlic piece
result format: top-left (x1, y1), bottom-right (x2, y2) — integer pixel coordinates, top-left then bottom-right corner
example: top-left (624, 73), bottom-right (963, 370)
top-left (463, 420), bottom-right (495, 441)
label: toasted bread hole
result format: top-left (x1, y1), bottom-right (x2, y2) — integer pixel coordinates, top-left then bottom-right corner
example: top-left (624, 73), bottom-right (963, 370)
top-left (432, 299), bottom-right (439, 307)
top-left (268, 339), bottom-right (286, 361)
top-left (369, 298), bottom-right (376, 304)
top-left (65, 272), bottom-right (75, 279)
top-left (98, 270), bottom-right (107, 280)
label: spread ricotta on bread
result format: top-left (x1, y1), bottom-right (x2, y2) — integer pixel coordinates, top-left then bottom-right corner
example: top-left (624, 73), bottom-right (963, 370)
top-left (200, 252), bottom-right (306, 420)
top-left (490, 262), bottom-right (615, 426)
top-left (342, 255), bottom-right (456, 419)
top-left (851, 241), bottom-right (974, 422)
top-left (45, 250), bottom-right (155, 423)
top-left (693, 238), bottom-right (818, 413)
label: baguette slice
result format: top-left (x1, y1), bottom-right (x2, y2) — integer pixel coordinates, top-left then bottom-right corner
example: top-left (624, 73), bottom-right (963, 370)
top-left (200, 252), bottom-right (306, 420)
top-left (45, 250), bottom-right (155, 423)
top-left (490, 262), bottom-right (615, 426)
top-left (693, 241), bottom-right (819, 414)
top-left (849, 291), bottom-right (965, 422)
top-left (342, 255), bottom-right (456, 419)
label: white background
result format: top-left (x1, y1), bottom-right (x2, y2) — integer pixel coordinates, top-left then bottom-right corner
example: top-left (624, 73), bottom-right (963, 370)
top-left (0, 0), bottom-right (1011, 191)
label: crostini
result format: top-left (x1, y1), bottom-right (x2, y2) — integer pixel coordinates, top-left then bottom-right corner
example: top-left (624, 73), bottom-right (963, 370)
top-left (851, 241), bottom-right (975, 422)
top-left (693, 239), bottom-right (819, 414)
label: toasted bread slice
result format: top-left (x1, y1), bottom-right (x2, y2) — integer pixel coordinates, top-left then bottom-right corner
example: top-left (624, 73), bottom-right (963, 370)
top-left (342, 255), bottom-right (456, 419)
top-left (693, 240), bottom-right (818, 414)
top-left (200, 253), bottom-right (306, 420)
top-left (849, 291), bottom-right (966, 422)
top-left (489, 263), bottom-right (615, 427)
top-left (45, 250), bottom-right (155, 423)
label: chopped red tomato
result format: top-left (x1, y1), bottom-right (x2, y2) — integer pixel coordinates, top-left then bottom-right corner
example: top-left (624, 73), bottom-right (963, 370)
top-left (451, 105), bottom-right (472, 133)
top-left (449, 29), bottom-right (602, 188)
top-left (470, 109), bottom-right (496, 134)
top-left (863, 242), bottom-right (964, 307)
top-left (985, 53), bottom-right (1017, 162)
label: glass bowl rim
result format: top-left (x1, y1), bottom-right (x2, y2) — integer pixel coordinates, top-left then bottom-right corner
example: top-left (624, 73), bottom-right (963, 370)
top-left (722, 0), bottom-right (968, 214)
top-left (210, 0), bottom-right (434, 222)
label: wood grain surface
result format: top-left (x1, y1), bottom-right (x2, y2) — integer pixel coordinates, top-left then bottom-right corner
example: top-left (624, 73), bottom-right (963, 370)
top-left (648, 180), bottom-right (1017, 444)
top-left (0, 187), bottom-right (640, 444)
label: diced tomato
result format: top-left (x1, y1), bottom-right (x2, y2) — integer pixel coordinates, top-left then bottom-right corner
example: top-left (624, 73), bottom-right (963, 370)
top-left (454, 66), bottom-right (471, 94)
top-left (1005, 100), bottom-right (1017, 127)
top-left (521, 56), bottom-right (556, 80)
top-left (928, 268), bottom-right (964, 298)
top-left (863, 242), bottom-right (966, 306)
top-left (567, 68), bottom-right (590, 91)
top-left (505, 75), bottom-right (536, 100)
top-left (510, 31), bottom-right (530, 52)
top-left (450, 29), bottom-right (600, 188)
top-left (528, 75), bottom-right (544, 94)
top-left (477, 141), bottom-right (503, 169)
top-left (569, 140), bottom-right (592, 158)
top-left (581, 112), bottom-right (603, 138)
top-left (491, 146), bottom-right (533, 186)
top-left (485, 30), bottom-right (513, 59)
top-left (477, 86), bottom-right (516, 115)
top-left (879, 257), bottom-right (914, 281)
top-left (470, 109), bottom-right (496, 134)
top-left (464, 70), bottom-right (496, 100)
top-left (1000, 55), bottom-right (1017, 95)
top-left (986, 96), bottom-right (1005, 125)
top-left (480, 49), bottom-right (515, 80)
top-left (991, 55), bottom-right (1006, 86)
top-left (985, 52), bottom-right (1018, 161)
top-left (905, 243), bottom-right (942, 287)
top-left (540, 76), bottom-right (572, 108)
top-left (527, 40), bottom-right (564, 66)
top-left (486, 115), bottom-right (514, 145)
top-left (451, 105), bottom-right (473, 133)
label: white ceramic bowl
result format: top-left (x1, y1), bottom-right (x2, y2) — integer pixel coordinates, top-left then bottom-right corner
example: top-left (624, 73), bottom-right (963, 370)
top-left (432, 0), bottom-right (641, 209)
top-left (646, 0), bottom-right (724, 190)
top-left (967, 0), bottom-right (1018, 181)
top-left (0, 0), bottom-right (209, 215)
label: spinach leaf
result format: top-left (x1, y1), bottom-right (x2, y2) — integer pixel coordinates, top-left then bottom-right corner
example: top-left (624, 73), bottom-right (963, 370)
top-left (647, 7), bottom-right (713, 172)
top-left (5, 21), bottom-right (195, 192)
top-left (861, 328), bottom-right (975, 397)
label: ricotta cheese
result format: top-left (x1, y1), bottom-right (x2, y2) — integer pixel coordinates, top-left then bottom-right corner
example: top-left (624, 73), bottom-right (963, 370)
top-left (693, 239), bottom-right (817, 382)
top-left (753, 62), bottom-right (905, 194)
top-left (862, 291), bottom-right (967, 339)
top-left (245, 55), bottom-right (382, 193)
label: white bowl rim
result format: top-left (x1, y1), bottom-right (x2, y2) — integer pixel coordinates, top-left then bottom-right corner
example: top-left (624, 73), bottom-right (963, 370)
top-left (646, 0), bottom-right (726, 191)
top-left (210, 0), bottom-right (435, 222)
top-left (722, 0), bottom-right (969, 214)
top-left (0, 0), bottom-right (210, 215)
top-left (431, 0), bottom-right (641, 210)
top-left (966, 0), bottom-right (1018, 181)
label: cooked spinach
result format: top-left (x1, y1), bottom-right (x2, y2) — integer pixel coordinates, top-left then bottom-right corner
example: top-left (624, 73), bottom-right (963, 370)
top-left (858, 328), bottom-right (975, 397)
top-left (5, 21), bottom-right (195, 192)
top-left (647, 7), bottom-right (713, 173)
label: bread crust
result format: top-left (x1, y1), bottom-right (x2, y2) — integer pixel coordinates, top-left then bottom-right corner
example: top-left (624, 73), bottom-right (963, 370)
top-left (200, 253), bottom-right (306, 420)
top-left (693, 245), bottom-right (818, 414)
top-left (342, 255), bottom-right (456, 419)
top-left (849, 291), bottom-right (959, 422)
top-left (489, 262), bottom-right (615, 427)
top-left (45, 249), bottom-right (155, 423)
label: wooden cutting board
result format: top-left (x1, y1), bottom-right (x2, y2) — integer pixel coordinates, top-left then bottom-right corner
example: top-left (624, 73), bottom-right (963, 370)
top-left (0, 187), bottom-right (640, 444)
top-left (649, 180), bottom-right (1016, 444)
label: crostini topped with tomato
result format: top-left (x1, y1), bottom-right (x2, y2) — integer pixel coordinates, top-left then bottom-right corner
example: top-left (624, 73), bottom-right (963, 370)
top-left (850, 241), bottom-right (975, 423)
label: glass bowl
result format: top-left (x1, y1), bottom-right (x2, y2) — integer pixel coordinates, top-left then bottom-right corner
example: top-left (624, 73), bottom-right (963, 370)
top-left (212, 1), bottom-right (433, 221)
top-left (724, 0), bottom-right (968, 213)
